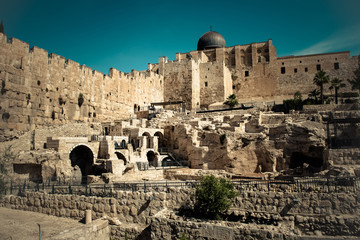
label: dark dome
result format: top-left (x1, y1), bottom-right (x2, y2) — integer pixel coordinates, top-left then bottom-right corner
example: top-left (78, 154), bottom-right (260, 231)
top-left (197, 31), bottom-right (226, 51)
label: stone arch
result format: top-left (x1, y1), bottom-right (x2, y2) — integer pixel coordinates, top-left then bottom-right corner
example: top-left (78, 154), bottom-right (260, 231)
top-left (161, 156), bottom-right (177, 167)
top-left (121, 140), bottom-right (127, 149)
top-left (115, 151), bottom-right (127, 164)
top-left (69, 144), bottom-right (95, 181)
top-left (146, 150), bottom-right (158, 167)
top-left (115, 140), bottom-right (127, 149)
top-left (154, 131), bottom-right (164, 149)
top-left (142, 132), bottom-right (151, 148)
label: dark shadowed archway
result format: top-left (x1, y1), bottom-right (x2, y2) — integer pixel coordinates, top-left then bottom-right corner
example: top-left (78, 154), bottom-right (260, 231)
top-left (161, 157), bottom-right (178, 167)
top-left (69, 145), bottom-right (94, 179)
top-left (154, 131), bottom-right (164, 149)
top-left (289, 152), bottom-right (323, 171)
top-left (147, 151), bottom-right (157, 167)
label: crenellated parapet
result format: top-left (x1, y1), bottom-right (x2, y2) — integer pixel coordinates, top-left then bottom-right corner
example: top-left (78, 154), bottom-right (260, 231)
top-left (0, 32), bottom-right (164, 137)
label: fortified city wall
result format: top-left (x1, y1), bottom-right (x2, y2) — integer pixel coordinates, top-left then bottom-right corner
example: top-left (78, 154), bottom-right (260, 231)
top-left (0, 33), bottom-right (164, 138)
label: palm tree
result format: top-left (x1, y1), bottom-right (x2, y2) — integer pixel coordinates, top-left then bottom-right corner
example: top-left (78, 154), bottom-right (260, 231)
top-left (308, 89), bottom-right (320, 104)
top-left (313, 70), bottom-right (329, 104)
top-left (329, 78), bottom-right (346, 104)
top-left (348, 55), bottom-right (360, 94)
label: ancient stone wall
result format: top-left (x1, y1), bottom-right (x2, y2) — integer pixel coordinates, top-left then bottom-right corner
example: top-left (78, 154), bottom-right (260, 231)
top-left (0, 33), bottom-right (164, 137)
top-left (49, 219), bottom-right (110, 240)
top-left (326, 148), bottom-right (360, 166)
top-left (1, 184), bottom-right (360, 238)
top-left (159, 57), bottom-right (196, 109)
top-left (275, 52), bottom-right (357, 99)
top-left (150, 215), bottom-right (360, 239)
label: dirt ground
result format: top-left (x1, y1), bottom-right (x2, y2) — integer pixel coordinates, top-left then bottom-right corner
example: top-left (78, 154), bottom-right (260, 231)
top-left (0, 207), bottom-right (83, 240)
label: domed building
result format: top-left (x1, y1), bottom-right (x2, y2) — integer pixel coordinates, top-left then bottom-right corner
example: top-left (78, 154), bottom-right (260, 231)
top-left (197, 31), bottom-right (226, 50)
top-left (154, 30), bottom-right (356, 111)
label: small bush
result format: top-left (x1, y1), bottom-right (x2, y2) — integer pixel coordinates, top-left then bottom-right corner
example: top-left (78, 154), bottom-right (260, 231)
top-left (224, 94), bottom-right (238, 108)
top-left (194, 175), bottom-right (237, 220)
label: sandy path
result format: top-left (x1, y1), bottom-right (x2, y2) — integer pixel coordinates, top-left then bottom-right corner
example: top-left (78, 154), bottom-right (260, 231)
top-left (0, 207), bottom-right (83, 240)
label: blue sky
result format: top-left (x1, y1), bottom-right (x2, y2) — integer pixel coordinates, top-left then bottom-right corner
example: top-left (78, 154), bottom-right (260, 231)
top-left (1, 0), bottom-right (360, 74)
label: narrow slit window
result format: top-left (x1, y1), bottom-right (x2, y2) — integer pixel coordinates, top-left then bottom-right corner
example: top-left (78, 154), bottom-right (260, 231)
top-left (281, 67), bottom-right (286, 74)
top-left (245, 71), bottom-right (249, 77)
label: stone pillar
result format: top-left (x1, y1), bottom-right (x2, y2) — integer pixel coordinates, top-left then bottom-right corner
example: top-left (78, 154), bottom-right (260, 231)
top-left (85, 210), bottom-right (92, 224)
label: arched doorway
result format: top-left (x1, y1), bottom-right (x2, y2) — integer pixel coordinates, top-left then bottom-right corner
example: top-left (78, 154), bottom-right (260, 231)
top-left (154, 131), bottom-right (164, 149)
top-left (161, 157), bottom-right (177, 167)
top-left (147, 151), bottom-right (157, 167)
top-left (69, 145), bottom-right (94, 182)
top-left (142, 132), bottom-right (151, 148)
top-left (115, 152), bottom-right (127, 165)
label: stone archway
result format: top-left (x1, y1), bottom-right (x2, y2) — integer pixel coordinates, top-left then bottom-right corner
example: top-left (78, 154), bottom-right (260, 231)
top-left (69, 145), bottom-right (94, 181)
top-left (154, 131), bottom-right (164, 149)
top-left (146, 150), bottom-right (157, 167)
top-left (161, 156), bottom-right (177, 167)
top-left (142, 132), bottom-right (151, 148)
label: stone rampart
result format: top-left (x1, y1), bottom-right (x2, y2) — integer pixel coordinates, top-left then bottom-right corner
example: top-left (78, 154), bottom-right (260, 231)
top-left (0, 32), bottom-right (164, 138)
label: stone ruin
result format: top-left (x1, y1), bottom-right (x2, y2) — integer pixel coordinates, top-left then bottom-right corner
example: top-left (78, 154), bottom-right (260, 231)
top-left (4, 102), bottom-right (360, 184)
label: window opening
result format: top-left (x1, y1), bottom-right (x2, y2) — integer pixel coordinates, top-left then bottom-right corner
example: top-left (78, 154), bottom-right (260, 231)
top-left (281, 67), bottom-right (286, 74)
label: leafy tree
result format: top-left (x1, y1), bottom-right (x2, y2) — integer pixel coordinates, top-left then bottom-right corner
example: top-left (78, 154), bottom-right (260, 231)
top-left (224, 94), bottom-right (238, 108)
top-left (348, 55), bottom-right (360, 94)
top-left (283, 91), bottom-right (303, 112)
top-left (313, 70), bottom-right (330, 104)
top-left (329, 78), bottom-right (346, 104)
top-left (308, 89), bottom-right (321, 104)
top-left (194, 175), bottom-right (237, 220)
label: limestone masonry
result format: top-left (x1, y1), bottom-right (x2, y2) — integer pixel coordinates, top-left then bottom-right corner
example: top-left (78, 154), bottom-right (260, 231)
top-left (1, 29), bottom-right (360, 239)
top-left (0, 31), bottom-right (357, 135)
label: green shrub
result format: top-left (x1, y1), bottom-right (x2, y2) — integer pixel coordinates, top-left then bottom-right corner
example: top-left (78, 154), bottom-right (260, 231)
top-left (224, 94), bottom-right (238, 108)
top-left (194, 175), bottom-right (237, 220)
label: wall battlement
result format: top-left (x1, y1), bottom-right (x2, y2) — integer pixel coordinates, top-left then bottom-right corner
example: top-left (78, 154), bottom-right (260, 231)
top-left (0, 32), bottom-right (164, 138)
